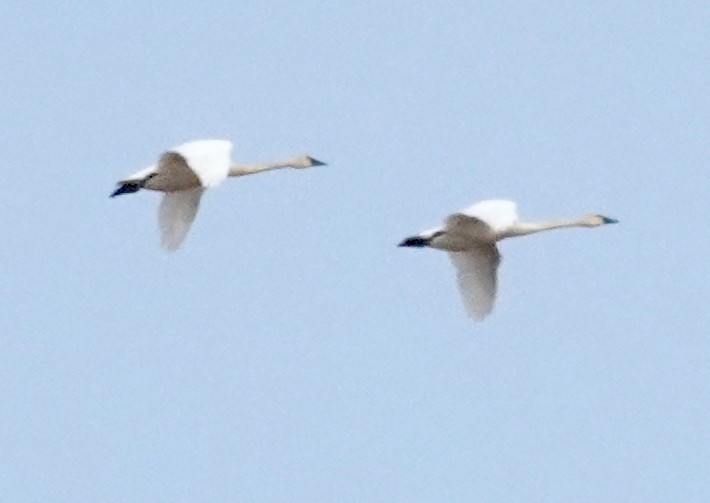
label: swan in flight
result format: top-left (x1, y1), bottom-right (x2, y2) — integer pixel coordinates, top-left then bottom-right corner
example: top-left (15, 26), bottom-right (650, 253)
top-left (398, 199), bottom-right (617, 321)
top-left (111, 139), bottom-right (326, 251)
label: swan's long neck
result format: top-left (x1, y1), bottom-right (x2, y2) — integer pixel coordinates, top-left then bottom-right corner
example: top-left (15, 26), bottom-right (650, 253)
top-left (499, 218), bottom-right (588, 239)
top-left (228, 160), bottom-right (293, 177)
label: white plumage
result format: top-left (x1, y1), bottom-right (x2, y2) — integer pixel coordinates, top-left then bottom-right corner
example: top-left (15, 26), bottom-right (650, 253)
top-left (448, 246), bottom-right (500, 320)
top-left (170, 139), bottom-right (231, 188)
top-left (458, 200), bottom-right (518, 233)
top-left (158, 188), bottom-right (204, 252)
top-left (111, 139), bottom-right (326, 251)
top-left (399, 199), bottom-right (617, 321)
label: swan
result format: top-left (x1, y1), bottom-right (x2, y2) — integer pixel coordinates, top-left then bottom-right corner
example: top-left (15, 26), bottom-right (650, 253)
top-left (398, 199), bottom-right (618, 321)
top-left (111, 139), bottom-right (326, 251)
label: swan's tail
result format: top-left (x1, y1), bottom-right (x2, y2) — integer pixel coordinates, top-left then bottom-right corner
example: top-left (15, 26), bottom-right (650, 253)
top-left (110, 182), bottom-right (142, 197)
top-left (398, 235), bottom-right (431, 247)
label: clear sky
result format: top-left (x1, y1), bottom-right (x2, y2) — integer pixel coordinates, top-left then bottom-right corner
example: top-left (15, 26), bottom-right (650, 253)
top-left (1, 1), bottom-right (708, 501)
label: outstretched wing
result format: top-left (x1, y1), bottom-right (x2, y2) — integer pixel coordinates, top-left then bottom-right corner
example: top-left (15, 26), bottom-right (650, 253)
top-left (158, 188), bottom-right (204, 251)
top-left (445, 213), bottom-right (495, 243)
top-left (171, 139), bottom-right (232, 188)
top-left (149, 152), bottom-right (203, 192)
top-left (459, 199), bottom-right (518, 233)
top-left (448, 245), bottom-right (501, 321)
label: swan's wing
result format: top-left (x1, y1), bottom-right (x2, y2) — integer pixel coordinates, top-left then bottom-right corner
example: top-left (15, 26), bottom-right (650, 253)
top-left (158, 188), bottom-right (204, 251)
top-left (459, 199), bottom-right (518, 233)
top-left (153, 152), bottom-right (203, 192)
top-left (445, 213), bottom-right (495, 242)
top-left (448, 245), bottom-right (501, 321)
top-left (170, 139), bottom-right (232, 188)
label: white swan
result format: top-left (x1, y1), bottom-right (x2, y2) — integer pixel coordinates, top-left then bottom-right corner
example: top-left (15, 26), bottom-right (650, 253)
top-left (111, 139), bottom-right (326, 251)
top-left (398, 199), bottom-right (618, 321)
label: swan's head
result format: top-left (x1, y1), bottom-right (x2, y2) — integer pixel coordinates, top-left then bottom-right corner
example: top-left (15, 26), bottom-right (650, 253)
top-left (293, 155), bottom-right (327, 168)
top-left (583, 214), bottom-right (619, 227)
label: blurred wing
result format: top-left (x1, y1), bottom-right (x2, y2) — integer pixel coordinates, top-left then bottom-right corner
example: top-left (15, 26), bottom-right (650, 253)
top-left (171, 139), bottom-right (232, 188)
top-left (448, 245), bottom-right (501, 321)
top-left (155, 152), bottom-right (203, 191)
top-left (459, 199), bottom-right (518, 233)
top-left (158, 188), bottom-right (204, 251)
top-left (445, 213), bottom-right (494, 242)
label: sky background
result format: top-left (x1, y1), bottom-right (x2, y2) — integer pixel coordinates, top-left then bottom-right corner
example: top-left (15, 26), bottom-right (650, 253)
top-left (1, 1), bottom-right (708, 501)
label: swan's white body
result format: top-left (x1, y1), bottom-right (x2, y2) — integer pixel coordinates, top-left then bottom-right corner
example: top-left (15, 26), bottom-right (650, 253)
top-left (112, 139), bottom-right (325, 251)
top-left (399, 199), bottom-right (617, 321)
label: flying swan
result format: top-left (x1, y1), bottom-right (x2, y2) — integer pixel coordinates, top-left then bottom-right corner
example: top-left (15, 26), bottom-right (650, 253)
top-left (398, 199), bottom-right (617, 320)
top-left (111, 139), bottom-right (326, 251)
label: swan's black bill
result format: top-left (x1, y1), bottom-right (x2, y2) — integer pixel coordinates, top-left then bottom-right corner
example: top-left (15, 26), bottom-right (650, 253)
top-left (308, 157), bottom-right (327, 167)
top-left (398, 236), bottom-right (430, 248)
top-left (601, 216), bottom-right (618, 224)
top-left (110, 182), bottom-right (141, 197)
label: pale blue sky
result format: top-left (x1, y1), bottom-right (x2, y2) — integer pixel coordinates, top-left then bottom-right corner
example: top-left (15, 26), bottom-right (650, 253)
top-left (1, 1), bottom-right (708, 501)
